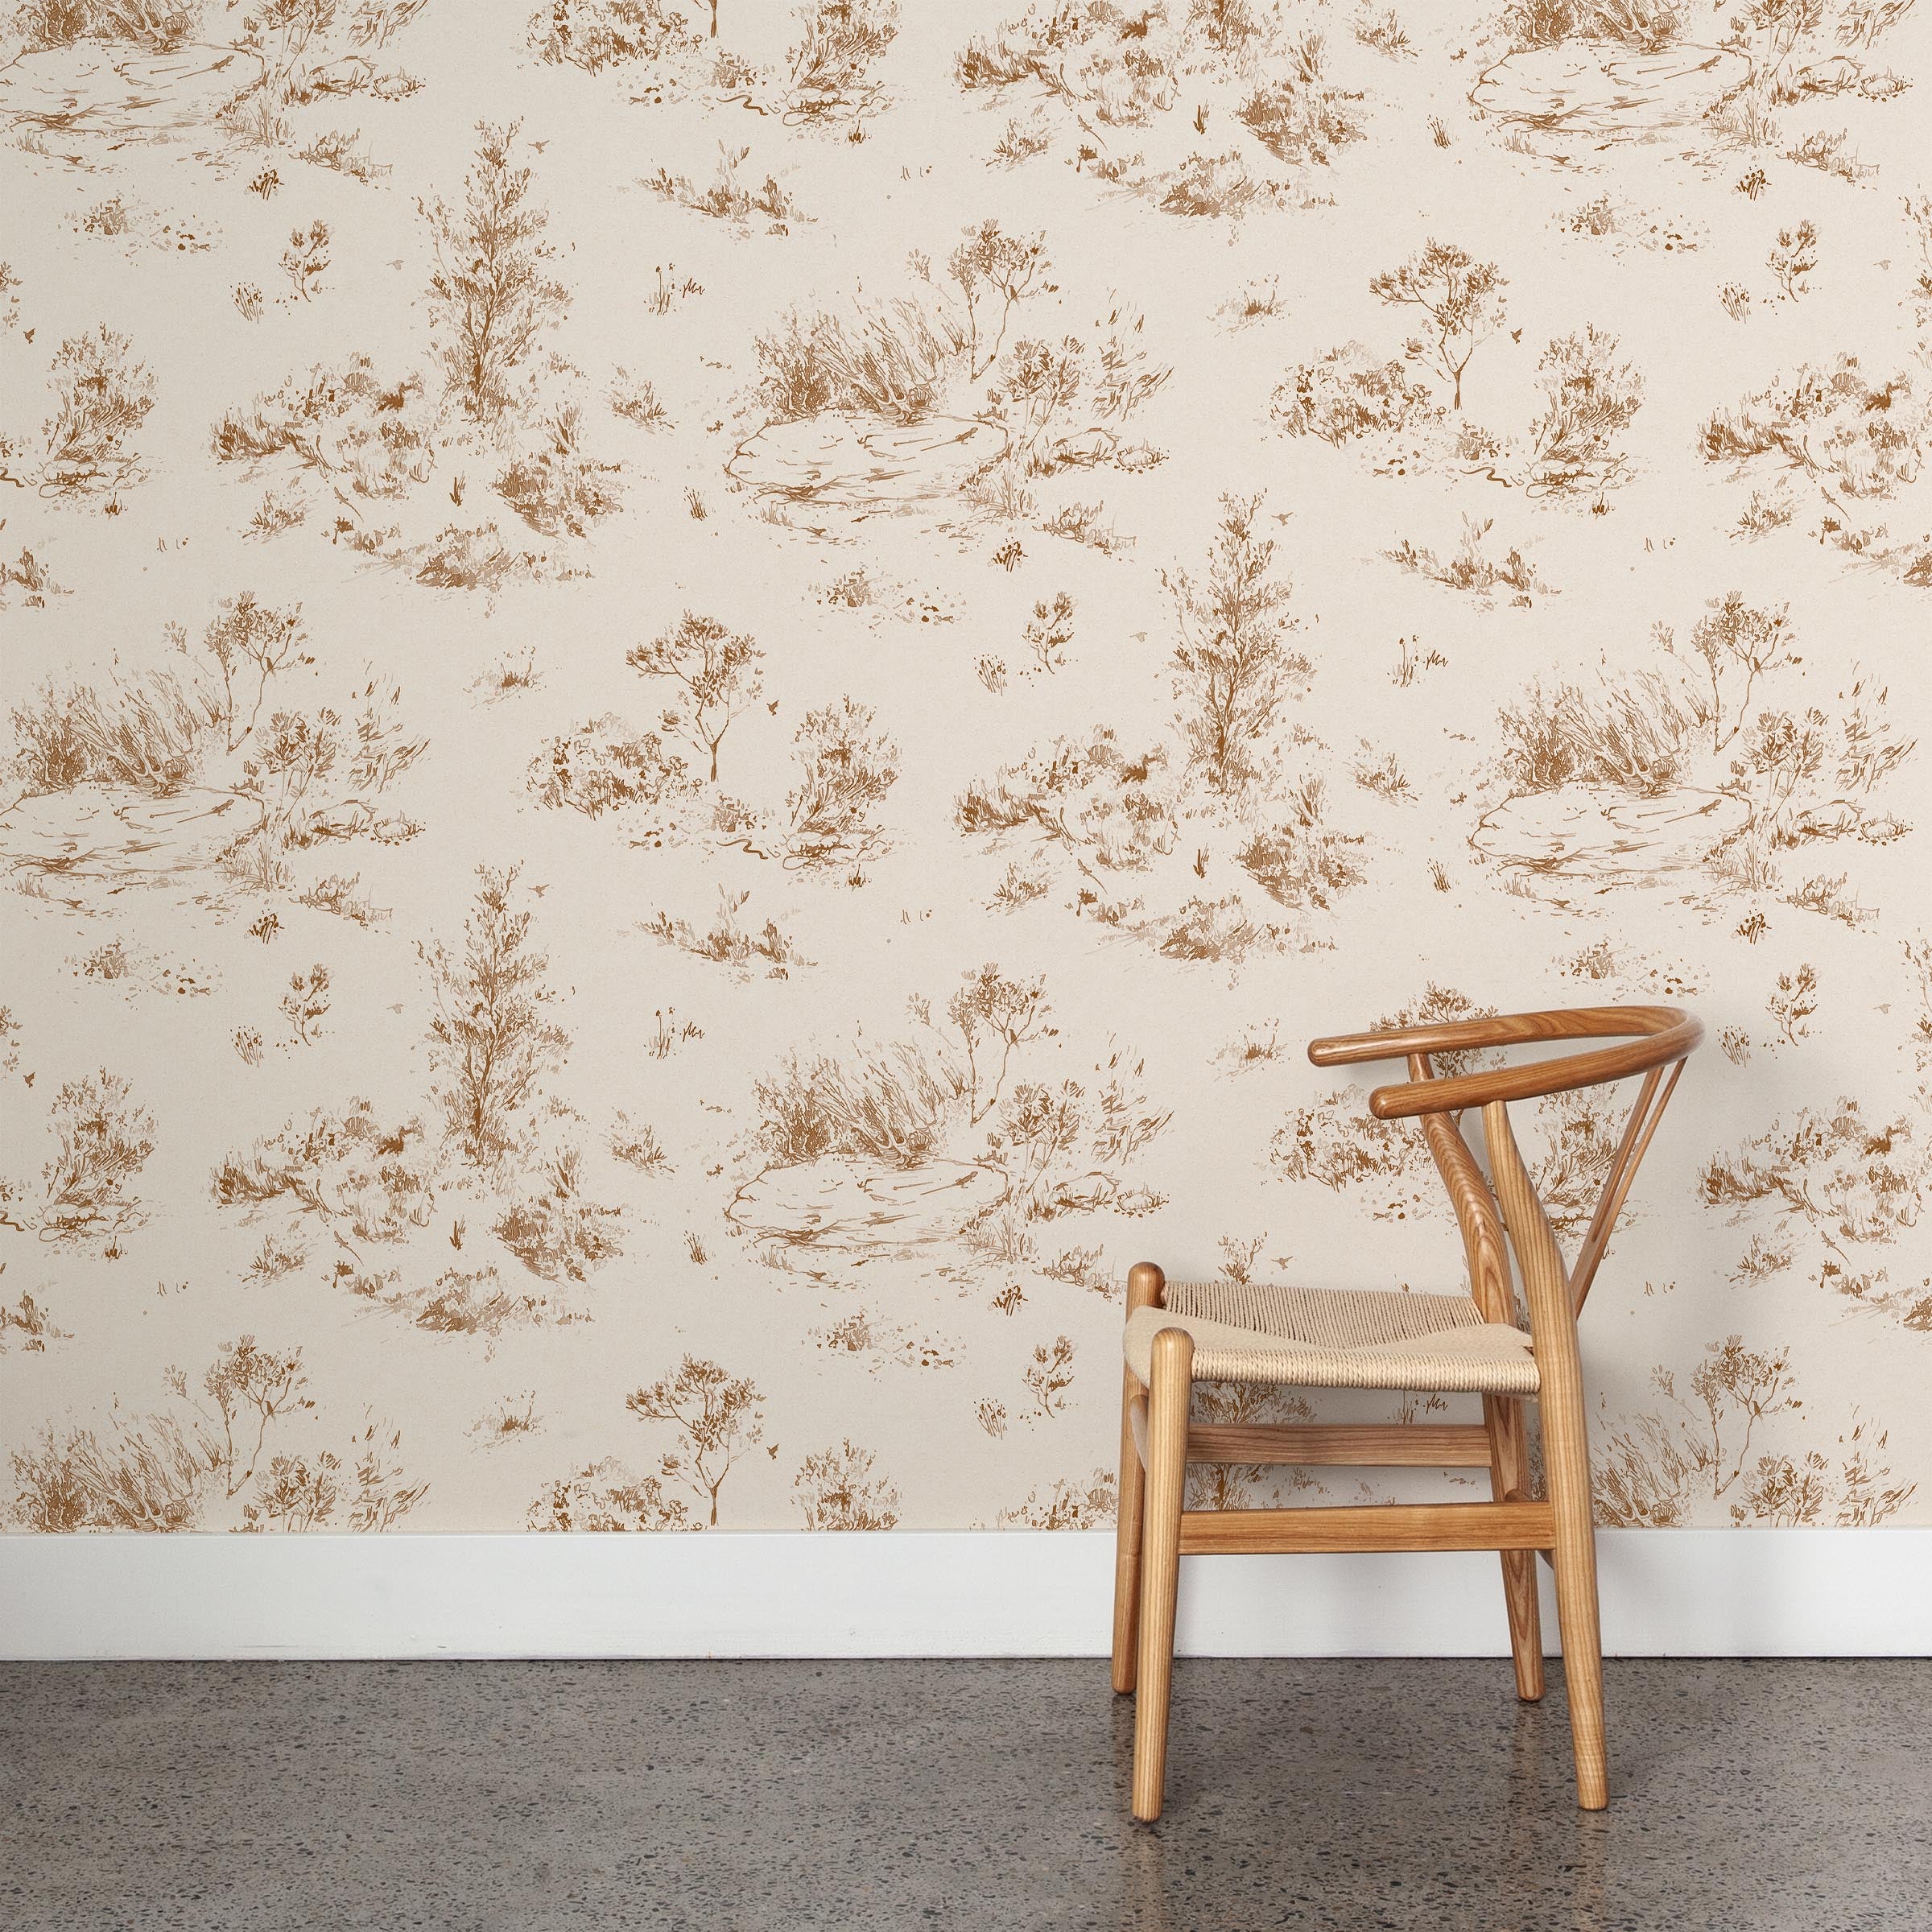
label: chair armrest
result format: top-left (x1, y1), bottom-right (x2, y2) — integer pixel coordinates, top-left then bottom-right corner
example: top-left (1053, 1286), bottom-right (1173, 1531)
top-left (1307, 1006), bottom-right (1702, 1120)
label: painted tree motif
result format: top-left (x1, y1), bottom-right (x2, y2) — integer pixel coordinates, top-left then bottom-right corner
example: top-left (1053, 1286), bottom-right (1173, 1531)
top-left (626, 613), bottom-right (764, 782)
top-left (422, 121), bottom-right (571, 422)
top-left (1368, 242), bottom-right (1507, 411)
top-left (626, 1356), bottom-right (766, 1528)
top-left (1163, 493), bottom-right (1305, 794)
top-left (421, 866), bottom-right (570, 1170)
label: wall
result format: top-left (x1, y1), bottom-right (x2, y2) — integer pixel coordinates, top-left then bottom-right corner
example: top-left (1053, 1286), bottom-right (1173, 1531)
top-left (2, 0), bottom-right (1929, 1561)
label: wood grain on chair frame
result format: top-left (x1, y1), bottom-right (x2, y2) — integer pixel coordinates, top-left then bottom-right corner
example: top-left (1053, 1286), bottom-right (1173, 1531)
top-left (1113, 1003), bottom-right (1702, 1823)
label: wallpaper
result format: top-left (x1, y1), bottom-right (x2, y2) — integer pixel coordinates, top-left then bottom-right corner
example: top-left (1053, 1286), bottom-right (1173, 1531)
top-left (2, 0), bottom-right (1928, 1538)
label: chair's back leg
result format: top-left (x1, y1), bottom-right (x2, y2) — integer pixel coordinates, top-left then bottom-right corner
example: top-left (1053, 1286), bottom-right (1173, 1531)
top-left (1131, 1323), bottom-right (1192, 1824)
top-left (1113, 1262), bottom-right (1164, 1694)
top-left (1484, 1393), bottom-right (1545, 1703)
top-left (1484, 1100), bottom-right (1608, 1810)
top-left (1408, 1084), bottom-right (1547, 1703)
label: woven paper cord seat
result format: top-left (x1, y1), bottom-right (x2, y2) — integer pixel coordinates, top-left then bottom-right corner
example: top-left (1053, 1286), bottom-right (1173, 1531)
top-left (1123, 1280), bottom-right (1538, 1395)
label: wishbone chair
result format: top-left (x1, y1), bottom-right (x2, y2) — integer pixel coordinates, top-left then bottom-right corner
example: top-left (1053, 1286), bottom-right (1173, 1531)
top-left (1112, 1003), bottom-right (1703, 1819)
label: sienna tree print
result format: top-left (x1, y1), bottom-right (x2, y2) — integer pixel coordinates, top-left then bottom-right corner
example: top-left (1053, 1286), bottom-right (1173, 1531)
top-left (421, 865), bottom-right (571, 1173)
top-left (626, 1356), bottom-right (766, 1528)
top-left (423, 119), bottom-right (572, 423)
top-left (626, 613), bottom-right (764, 782)
top-left (1165, 493), bottom-right (1305, 795)
top-left (1368, 242), bottom-right (1506, 413)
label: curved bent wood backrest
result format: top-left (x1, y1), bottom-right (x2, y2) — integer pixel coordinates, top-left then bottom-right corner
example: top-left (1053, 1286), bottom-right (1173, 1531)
top-left (1311, 1004), bottom-right (1701, 1121)
top-left (1313, 1006), bottom-right (1702, 1320)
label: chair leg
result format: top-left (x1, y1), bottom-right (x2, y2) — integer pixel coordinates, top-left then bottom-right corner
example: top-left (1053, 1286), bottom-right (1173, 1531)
top-left (1541, 1379), bottom-right (1608, 1810)
top-left (1111, 1366), bottom-right (1146, 1694)
top-left (1113, 1261), bottom-right (1164, 1696)
top-left (1484, 1393), bottom-right (1544, 1703)
top-left (1130, 1325), bottom-right (1191, 1823)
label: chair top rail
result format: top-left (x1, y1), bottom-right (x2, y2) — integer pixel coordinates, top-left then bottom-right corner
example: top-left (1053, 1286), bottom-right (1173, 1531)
top-left (1307, 1005), bottom-right (1702, 1121)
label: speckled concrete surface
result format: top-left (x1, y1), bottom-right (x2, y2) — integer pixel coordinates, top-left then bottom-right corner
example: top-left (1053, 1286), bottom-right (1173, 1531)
top-left (2, 1657), bottom-right (1926, 1932)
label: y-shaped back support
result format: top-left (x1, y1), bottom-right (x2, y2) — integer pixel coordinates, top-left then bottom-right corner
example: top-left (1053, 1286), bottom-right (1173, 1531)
top-left (1313, 1006), bottom-right (1702, 1319)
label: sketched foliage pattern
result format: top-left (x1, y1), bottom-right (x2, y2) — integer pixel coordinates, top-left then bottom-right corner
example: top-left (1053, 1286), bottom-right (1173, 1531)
top-left (1, 0), bottom-right (1928, 1532)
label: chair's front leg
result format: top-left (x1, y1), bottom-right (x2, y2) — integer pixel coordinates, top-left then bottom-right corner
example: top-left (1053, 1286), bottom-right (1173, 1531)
top-left (1131, 1323), bottom-right (1192, 1823)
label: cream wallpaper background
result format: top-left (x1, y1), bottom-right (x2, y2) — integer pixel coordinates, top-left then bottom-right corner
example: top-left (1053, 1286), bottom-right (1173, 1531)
top-left (2, 0), bottom-right (1929, 1537)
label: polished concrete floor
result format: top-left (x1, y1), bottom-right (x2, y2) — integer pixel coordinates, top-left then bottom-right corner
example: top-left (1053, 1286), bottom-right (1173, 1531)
top-left (2, 1657), bottom-right (1926, 1931)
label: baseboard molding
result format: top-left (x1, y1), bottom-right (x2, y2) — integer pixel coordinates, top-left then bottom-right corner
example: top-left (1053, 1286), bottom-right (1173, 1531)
top-left (2, 1529), bottom-right (1928, 1660)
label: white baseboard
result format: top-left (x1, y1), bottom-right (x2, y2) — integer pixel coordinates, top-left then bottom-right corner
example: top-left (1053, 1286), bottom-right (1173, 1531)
top-left (2, 1529), bottom-right (1927, 1661)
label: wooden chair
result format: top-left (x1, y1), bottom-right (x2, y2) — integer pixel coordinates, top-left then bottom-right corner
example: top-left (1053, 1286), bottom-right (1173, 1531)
top-left (1112, 1003), bottom-right (1702, 1820)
